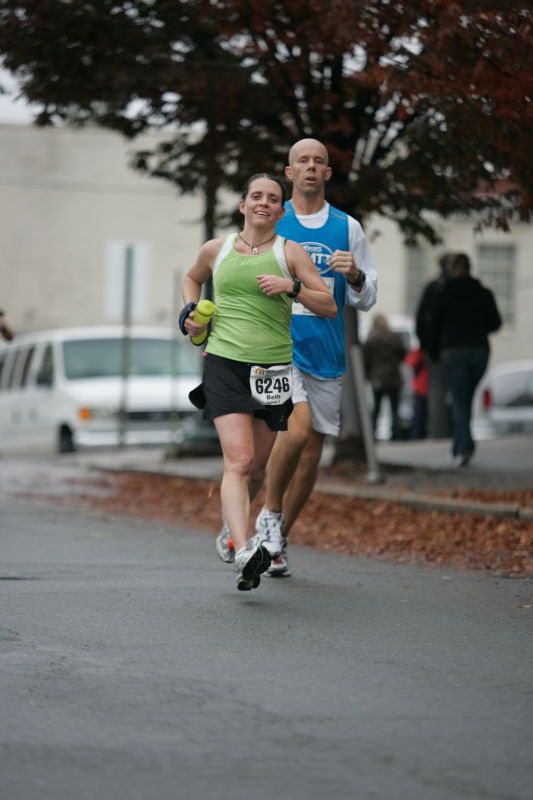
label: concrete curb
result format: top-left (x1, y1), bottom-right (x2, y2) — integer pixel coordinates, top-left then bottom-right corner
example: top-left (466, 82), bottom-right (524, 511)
top-left (315, 480), bottom-right (532, 520)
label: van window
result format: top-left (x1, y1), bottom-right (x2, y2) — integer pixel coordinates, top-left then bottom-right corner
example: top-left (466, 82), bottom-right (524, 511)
top-left (7, 349), bottom-right (22, 389)
top-left (0, 350), bottom-right (16, 390)
top-left (36, 344), bottom-right (55, 387)
top-left (13, 347), bottom-right (35, 389)
top-left (62, 338), bottom-right (199, 380)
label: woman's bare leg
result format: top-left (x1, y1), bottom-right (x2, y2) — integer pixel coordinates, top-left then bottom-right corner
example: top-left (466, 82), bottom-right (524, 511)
top-left (213, 413), bottom-right (255, 552)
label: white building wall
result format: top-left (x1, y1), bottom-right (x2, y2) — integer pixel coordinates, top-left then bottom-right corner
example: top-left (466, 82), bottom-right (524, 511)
top-left (0, 124), bottom-right (205, 333)
top-left (365, 216), bottom-right (406, 315)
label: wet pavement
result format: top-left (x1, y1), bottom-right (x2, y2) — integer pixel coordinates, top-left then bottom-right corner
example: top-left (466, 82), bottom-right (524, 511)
top-left (1, 493), bottom-right (532, 800)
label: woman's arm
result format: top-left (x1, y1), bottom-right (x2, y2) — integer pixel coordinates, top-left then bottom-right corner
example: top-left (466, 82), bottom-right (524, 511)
top-left (286, 241), bottom-right (337, 318)
top-left (256, 241), bottom-right (337, 318)
top-left (180, 239), bottom-right (221, 337)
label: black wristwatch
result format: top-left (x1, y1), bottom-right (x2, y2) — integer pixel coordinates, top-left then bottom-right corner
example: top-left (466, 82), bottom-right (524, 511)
top-left (287, 278), bottom-right (302, 298)
top-left (348, 271), bottom-right (366, 291)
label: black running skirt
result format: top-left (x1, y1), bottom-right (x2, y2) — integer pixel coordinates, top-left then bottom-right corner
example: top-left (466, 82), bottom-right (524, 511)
top-left (189, 353), bottom-right (293, 432)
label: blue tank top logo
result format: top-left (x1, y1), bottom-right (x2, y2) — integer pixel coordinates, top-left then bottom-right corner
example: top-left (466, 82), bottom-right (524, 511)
top-left (301, 242), bottom-right (334, 274)
top-left (276, 203), bottom-right (350, 379)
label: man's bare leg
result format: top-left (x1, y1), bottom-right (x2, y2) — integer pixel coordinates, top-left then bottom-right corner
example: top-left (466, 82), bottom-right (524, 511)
top-left (282, 428), bottom-right (325, 537)
top-left (264, 402), bottom-right (313, 512)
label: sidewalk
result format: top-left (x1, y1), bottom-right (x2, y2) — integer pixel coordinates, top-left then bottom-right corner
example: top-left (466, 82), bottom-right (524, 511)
top-left (69, 433), bottom-right (533, 520)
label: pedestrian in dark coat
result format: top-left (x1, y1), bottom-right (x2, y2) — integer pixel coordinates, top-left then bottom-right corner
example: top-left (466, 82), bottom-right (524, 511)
top-left (428, 253), bottom-right (502, 466)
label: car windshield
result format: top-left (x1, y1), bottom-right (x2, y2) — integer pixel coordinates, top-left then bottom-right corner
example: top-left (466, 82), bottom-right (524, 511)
top-left (63, 338), bottom-right (199, 380)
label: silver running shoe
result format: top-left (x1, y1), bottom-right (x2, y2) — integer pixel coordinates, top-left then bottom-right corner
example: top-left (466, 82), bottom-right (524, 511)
top-left (255, 507), bottom-right (284, 559)
top-left (267, 538), bottom-right (291, 577)
top-left (234, 536), bottom-right (271, 591)
top-left (215, 522), bottom-right (235, 563)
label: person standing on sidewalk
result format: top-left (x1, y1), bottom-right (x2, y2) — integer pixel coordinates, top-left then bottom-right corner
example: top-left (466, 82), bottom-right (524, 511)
top-left (428, 252), bottom-right (502, 466)
top-left (181, 173), bottom-right (336, 591)
top-left (405, 345), bottom-right (429, 440)
top-left (362, 314), bottom-right (408, 440)
top-left (216, 138), bottom-right (378, 577)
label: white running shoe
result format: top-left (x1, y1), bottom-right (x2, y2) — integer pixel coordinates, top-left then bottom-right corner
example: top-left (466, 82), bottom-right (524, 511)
top-left (267, 538), bottom-right (291, 577)
top-left (255, 507), bottom-right (284, 559)
top-left (234, 536), bottom-right (271, 591)
top-left (215, 522), bottom-right (235, 563)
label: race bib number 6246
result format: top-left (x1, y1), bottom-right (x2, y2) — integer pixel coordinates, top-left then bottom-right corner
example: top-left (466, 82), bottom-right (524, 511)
top-left (250, 364), bottom-right (293, 406)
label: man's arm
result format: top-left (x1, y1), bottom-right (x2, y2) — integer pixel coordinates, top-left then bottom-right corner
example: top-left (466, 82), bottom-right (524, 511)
top-left (344, 218), bottom-right (377, 311)
top-left (483, 287), bottom-right (503, 334)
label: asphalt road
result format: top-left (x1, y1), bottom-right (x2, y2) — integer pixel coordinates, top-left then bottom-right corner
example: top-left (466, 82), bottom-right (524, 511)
top-left (1, 490), bottom-right (532, 800)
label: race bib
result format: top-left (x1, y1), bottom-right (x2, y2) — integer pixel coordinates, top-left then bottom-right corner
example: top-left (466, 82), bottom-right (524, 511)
top-left (250, 364), bottom-right (293, 406)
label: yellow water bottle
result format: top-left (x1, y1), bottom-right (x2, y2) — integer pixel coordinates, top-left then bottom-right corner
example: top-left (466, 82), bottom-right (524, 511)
top-left (191, 299), bottom-right (215, 346)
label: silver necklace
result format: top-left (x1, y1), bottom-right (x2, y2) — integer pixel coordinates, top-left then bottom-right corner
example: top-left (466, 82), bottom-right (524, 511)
top-left (237, 232), bottom-right (276, 255)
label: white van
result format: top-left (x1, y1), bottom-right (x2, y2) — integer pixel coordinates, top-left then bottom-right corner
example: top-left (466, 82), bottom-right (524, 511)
top-left (0, 326), bottom-right (202, 454)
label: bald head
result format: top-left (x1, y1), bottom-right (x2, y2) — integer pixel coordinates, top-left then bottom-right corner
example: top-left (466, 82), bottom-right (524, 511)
top-left (288, 138), bottom-right (329, 166)
top-left (285, 138), bottom-right (332, 207)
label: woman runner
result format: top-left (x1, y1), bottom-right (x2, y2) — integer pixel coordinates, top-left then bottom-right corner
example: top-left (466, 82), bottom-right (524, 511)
top-left (180, 173), bottom-right (336, 591)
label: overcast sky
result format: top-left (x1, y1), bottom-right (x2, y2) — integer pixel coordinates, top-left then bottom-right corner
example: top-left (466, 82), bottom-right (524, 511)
top-left (0, 68), bottom-right (39, 124)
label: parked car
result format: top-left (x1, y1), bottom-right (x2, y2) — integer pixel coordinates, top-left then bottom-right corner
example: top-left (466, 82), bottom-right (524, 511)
top-left (479, 359), bottom-right (533, 435)
top-left (0, 326), bottom-right (202, 454)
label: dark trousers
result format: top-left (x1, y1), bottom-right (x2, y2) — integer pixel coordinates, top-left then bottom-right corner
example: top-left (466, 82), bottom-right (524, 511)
top-left (372, 387), bottom-right (401, 440)
top-left (441, 351), bottom-right (489, 457)
top-left (427, 359), bottom-right (451, 438)
top-left (411, 394), bottom-right (427, 440)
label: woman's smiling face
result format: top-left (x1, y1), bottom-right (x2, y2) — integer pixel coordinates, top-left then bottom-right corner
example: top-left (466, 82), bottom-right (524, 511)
top-left (240, 177), bottom-right (285, 227)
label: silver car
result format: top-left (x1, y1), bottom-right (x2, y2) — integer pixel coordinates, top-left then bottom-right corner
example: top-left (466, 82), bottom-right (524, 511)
top-left (480, 359), bottom-right (533, 435)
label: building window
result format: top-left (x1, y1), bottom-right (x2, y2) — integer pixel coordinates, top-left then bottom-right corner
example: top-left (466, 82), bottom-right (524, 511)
top-left (477, 245), bottom-right (515, 325)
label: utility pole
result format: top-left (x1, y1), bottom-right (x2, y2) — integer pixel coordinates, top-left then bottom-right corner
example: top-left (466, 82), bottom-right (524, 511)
top-left (350, 343), bottom-right (382, 484)
top-left (118, 245), bottom-right (134, 448)
top-left (169, 270), bottom-right (181, 449)
top-left (339, 305), bottom-right (382, 483)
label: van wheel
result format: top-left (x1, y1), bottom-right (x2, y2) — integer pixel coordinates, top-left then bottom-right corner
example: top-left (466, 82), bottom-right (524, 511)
top-left (58, 426), bottom-right (76, 454)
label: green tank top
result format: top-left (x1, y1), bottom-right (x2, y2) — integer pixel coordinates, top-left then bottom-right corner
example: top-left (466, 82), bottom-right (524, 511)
top-left (206, 234), bottom-right (293, 364)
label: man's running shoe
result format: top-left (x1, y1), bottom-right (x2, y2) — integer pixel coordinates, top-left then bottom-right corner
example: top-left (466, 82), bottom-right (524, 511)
top-left (234, 537), bottom-right (271, 591)
top-left (267, 538), bottom-right (291, 577)
top-left (215, 522), bottom-right (235, 563)
top-left (255, 507), bottom-right (284, 559)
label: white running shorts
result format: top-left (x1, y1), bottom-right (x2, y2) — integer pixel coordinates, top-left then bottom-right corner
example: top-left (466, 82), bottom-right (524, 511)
top-left (291, 366), bottom-right (343, 437)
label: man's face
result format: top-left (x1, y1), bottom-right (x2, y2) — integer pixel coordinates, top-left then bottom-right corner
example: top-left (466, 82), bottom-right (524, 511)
top-left (285, 141), bottom-right (332, 196)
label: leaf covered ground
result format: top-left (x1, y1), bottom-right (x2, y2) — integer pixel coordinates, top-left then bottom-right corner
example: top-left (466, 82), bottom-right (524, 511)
top-left (43, 469), bottom-right (533, 578)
